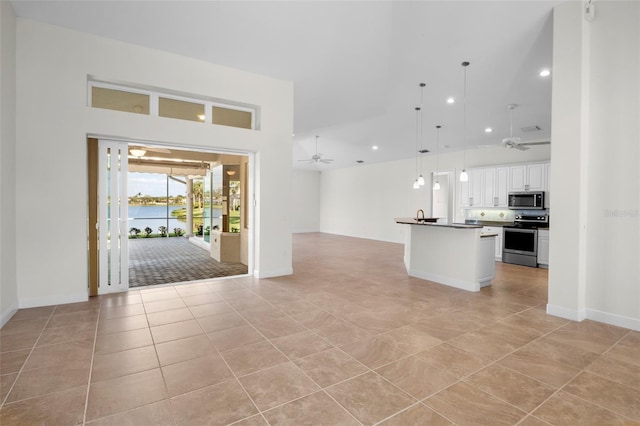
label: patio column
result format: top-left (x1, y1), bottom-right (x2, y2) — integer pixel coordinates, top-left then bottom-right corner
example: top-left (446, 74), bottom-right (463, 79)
top-left (186, 177), bottom-right (194, 237)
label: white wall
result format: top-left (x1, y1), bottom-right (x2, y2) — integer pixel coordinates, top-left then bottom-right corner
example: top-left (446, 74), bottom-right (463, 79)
top-left (549, 1), bottom-right (639, 330)
top-left (15, 20), bottom-right (293, 307)
top-left (0, 1), bottom-right (18, 326)
top-left (291, 169), bottom-right (321, 233)
top-left (319, 147), bottom-right (550, 244)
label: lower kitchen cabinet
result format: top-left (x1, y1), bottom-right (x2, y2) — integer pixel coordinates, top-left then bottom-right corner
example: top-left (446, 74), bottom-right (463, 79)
top-left (537, 229), bottom-right (549, 267)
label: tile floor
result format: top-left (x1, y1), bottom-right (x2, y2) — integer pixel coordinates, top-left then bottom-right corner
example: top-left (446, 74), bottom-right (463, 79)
top-left (1, 233), bottom-right (638, 425)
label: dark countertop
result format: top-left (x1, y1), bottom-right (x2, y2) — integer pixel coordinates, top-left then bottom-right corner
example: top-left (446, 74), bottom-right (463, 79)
top-left (395, 218), bottom-right (482, 229)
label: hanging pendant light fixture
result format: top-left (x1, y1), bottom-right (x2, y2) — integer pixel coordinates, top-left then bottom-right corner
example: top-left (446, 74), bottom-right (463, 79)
top-left (433, 125), bottom-right (442, 190)
top-left (417, 83), bottom-right (426, 186)
top-left (459, 61), bottom-right (470, 182)
top-left (412, 106), bottom-right (421, 189)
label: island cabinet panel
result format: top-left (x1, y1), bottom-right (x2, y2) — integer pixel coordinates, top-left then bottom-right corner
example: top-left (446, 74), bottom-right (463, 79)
top-left (396, 219), bottom-right (496, 292)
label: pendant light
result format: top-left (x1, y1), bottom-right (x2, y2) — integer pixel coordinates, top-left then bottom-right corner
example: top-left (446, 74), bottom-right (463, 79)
top-left (433, 125), bottom-right (442, 190)
top-left (412, 106), bottom-right (421, 189)
top-left (459, 61), bottom-right (470, 182)
top-left (417, 83), bottom-right (426, 186)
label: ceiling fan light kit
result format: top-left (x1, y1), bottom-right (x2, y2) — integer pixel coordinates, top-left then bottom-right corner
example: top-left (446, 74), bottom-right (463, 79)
top-left (501, 104), bottom-right (550, 151)
top-left (297, 135), bottom-right (334, 164)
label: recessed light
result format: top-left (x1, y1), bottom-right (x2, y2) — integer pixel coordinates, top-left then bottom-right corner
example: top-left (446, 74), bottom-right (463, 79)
top-left (372, 145), bottom-right (378, 150)
top-left (485, 127), bottom-right (493, 133)
top-left (539, 69), bottom-right (551, 77)
top-left (446, 97), bottom-right (455, 104)
top-left (356, 160), bottom-right (364, 163)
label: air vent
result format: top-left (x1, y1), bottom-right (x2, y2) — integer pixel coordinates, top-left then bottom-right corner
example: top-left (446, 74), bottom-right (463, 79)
top-left (521, 125), bottom-right (541, 133)
top-left (418, 149), bottom-right (430, 154)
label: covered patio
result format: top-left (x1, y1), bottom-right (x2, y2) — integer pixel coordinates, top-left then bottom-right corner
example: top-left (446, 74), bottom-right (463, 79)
top-left (128, 237), bottom-right (248, 287)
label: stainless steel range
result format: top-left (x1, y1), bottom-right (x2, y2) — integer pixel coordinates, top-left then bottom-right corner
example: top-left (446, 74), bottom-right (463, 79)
top-left (502, 213), bottom-right (549, 267)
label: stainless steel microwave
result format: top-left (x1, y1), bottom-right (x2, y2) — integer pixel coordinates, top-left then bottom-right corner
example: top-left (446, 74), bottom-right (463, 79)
top-left (508, 191), bottom-right (545, 209)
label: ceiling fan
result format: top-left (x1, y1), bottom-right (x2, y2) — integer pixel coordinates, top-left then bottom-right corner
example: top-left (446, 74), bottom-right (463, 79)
top-left (298, 136), bottom-right (334, 164)
top-left (502, 104), bottom-right (550, 151)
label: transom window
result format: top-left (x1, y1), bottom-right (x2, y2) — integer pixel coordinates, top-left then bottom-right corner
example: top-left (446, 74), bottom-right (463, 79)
top-left (88, 79), bottom-right (258, 130)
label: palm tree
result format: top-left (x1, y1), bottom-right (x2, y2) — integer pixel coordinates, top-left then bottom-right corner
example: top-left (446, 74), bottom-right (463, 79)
top-left (192, 180), bottom-right (204, 209)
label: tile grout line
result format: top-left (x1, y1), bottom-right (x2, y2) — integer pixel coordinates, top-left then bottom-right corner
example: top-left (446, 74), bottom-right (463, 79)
top-left (0, 306), bottom-right (57, 409)
top-left (142, 286), bottom-right (180, 426)
top-left (221, 286), bottom-right (365, 425)
top-left (440, 317), bottom-right (632, 422)
top-left (238, 282), bottom-right (456, 425)
top-left (161, 283), bottom-right (270, 425)
top-left (413, 315), bottom-right (575, 422)
top-left (82, 301), bottom-right (102, 425)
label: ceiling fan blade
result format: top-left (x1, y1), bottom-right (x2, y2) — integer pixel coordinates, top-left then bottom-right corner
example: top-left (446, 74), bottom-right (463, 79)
top-left (319, 159), bottom-right (334, 164)
top-left (297, 159), bottom-right (314, 163)
top-left (514, 145), bottom-right (530, 151)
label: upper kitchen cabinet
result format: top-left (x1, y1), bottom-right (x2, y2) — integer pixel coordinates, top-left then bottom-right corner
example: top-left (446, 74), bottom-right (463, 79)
top-left (495, 167), bottom-right (510, 207)
top-left (459, 169), bottom-right (483, 207)
top-left (544, 162), bottom-right (551, 208)
top-left (481, 167), bottom-right (508, 207)
top-left (509, 163), bottom-right (546, 192)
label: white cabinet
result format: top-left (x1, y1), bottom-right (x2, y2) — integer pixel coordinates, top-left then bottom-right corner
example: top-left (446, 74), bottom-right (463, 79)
top-left (458, 173), bottom-right (470, 207)
top-left (482, 168), bottom-right (496, 207)
top-left (495, 167), bottom-right (509, 207)
top-left (509, 165), bottom-right (526, 191)
top-left (509, 163), bottom-right (546, 192)
top-left (527, 163), bottom-right (545, 191)
top-left (482, 226), bottom-right (503, 260)
top-left (469, 169), bottom-right (483, 207)
top-left (544, 163), bottom-right (551, 208)
top-left (458, 169), bottom-right (482, 207)
top-left (537, 229), bottom-right (549, 267)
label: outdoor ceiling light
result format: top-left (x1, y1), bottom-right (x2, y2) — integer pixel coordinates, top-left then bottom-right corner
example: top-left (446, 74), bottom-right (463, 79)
top-left (130, 148), bottom-right (146, 157)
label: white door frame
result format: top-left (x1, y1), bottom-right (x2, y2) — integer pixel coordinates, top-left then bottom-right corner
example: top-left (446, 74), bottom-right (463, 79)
top-left (98, 139), bottom-right (129, 294)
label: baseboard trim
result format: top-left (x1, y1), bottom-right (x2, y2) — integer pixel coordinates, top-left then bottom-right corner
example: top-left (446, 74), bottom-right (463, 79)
top-left (586, 308), bottom-right (640, 331)
top-left (19, 292), bottom-right (88, 309)
top-left (253, 268), bottom-right (294, 279)
top-left (546, 304), bottom-right (587, 322)
top-left (0, 301), bottom-right (19, 328)
top-left (408, 269), bottom-right (481, 292)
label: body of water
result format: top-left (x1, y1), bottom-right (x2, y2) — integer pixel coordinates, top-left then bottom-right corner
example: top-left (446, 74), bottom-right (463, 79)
top-left (126, 205), bottom-right (222, 234)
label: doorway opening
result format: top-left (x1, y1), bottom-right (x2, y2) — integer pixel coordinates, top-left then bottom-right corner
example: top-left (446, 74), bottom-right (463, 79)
top-left (431, 170), bottom-right (454, 224)
top-left (87, 138), bottom-right (253, 295)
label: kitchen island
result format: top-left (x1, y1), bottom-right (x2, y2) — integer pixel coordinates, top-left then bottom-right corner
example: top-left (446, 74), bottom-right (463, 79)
top-left (395, 218), bottom-right (496, 292)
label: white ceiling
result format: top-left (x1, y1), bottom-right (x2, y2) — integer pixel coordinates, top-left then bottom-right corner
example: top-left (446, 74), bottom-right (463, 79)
top-left (11, 0), bottom-right (560, 170)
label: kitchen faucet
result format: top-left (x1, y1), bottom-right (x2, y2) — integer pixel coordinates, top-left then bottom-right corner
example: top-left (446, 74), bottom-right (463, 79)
top-left (416, 209), bottom-right (425, 220)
